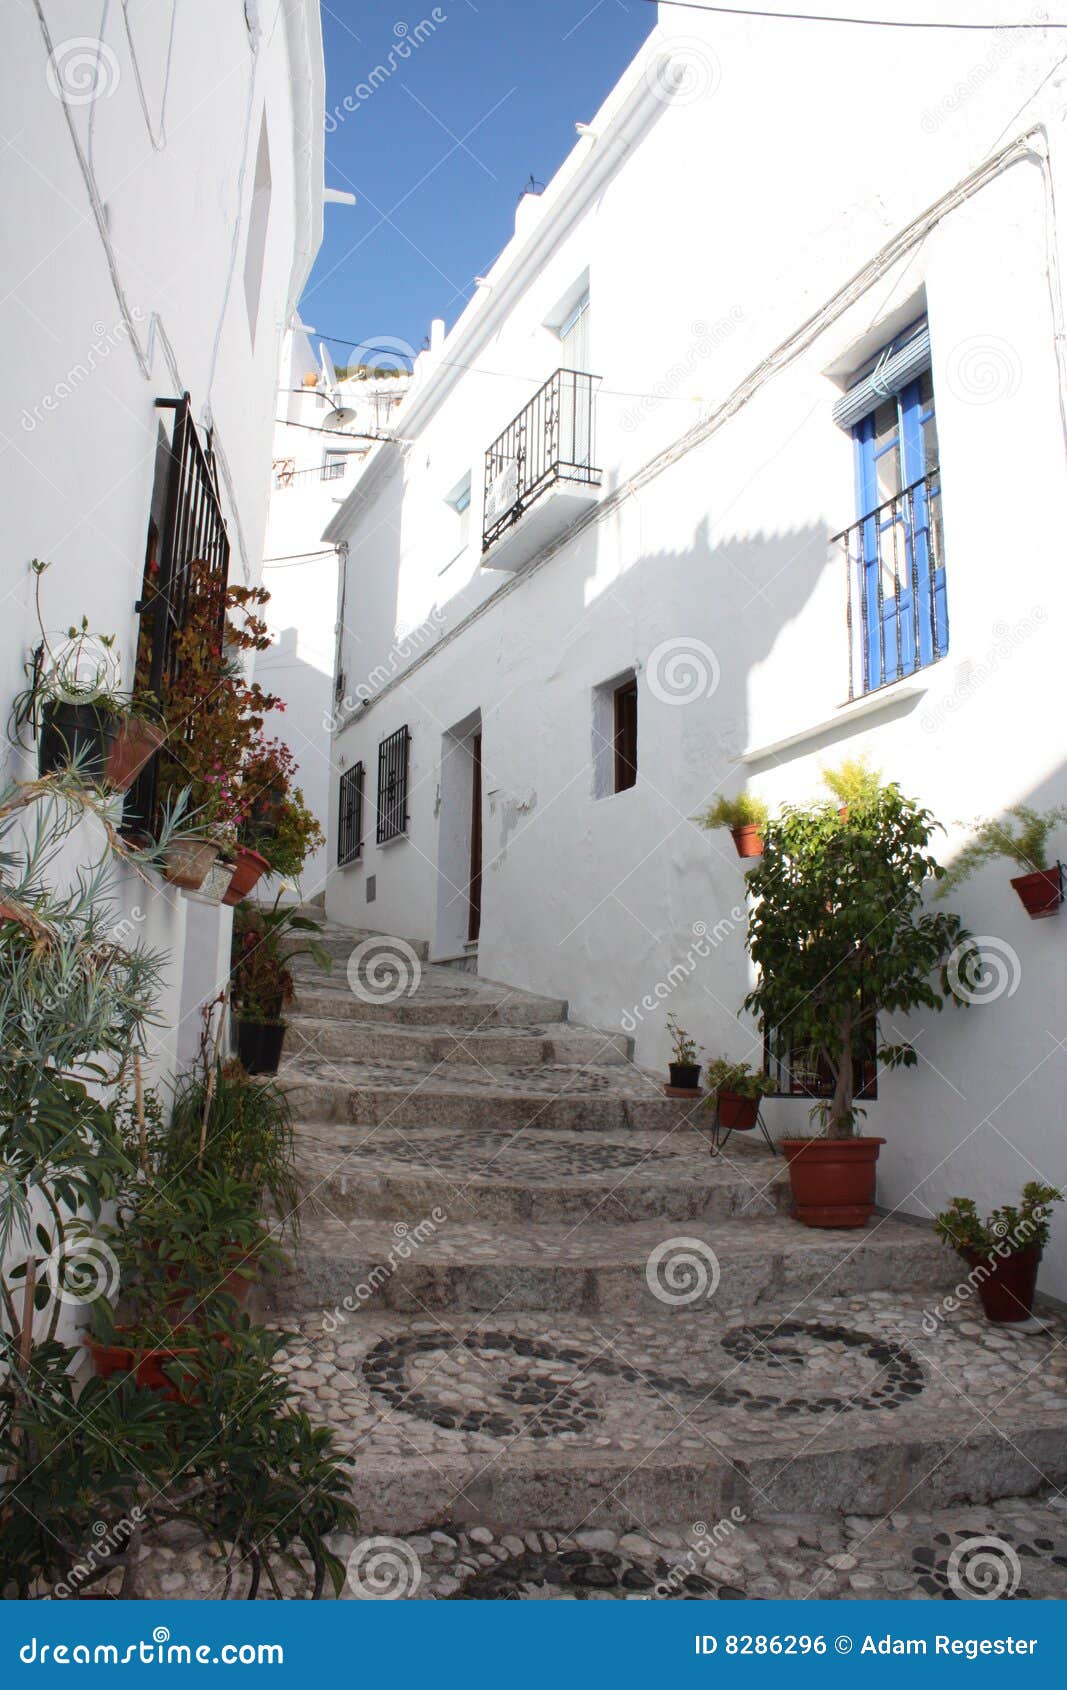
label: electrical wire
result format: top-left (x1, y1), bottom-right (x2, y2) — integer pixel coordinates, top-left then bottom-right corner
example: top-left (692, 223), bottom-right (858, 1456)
top-left (646, 1), bottom-right (1067, 27)
top-left (273, 416), bottom-right (400, 443)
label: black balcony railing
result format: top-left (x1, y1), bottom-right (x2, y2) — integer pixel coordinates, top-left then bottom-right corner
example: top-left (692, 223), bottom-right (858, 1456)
top-left (482, 367), bottom-right (600, 551)
top-left (834, 468), bottom-right (948, 700)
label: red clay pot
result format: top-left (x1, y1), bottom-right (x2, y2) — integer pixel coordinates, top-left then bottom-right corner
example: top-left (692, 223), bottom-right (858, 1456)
top-left (730, 824), bottom-right (764, 858)
top-left (963, 1245), bottom-right (1042, 1324)
top-left (1010, 866), bottom-right (1062, 920)
top-left (84, 1334), bottom-right (197, 1403)
top-left (717, 1091), bottom-right (760, 1130)
top-left (105, 717), bottom-right (164, 794)
top-left (222, 845), bottom-right (271, 906)
top-left (780, 1136), bottom-right (885, 1228)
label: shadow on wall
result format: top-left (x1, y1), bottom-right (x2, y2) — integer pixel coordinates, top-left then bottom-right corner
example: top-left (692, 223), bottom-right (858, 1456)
top-left (253, 626), bottom-right (333, 902)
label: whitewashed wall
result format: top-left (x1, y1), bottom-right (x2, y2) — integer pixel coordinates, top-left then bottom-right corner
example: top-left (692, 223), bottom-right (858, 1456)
top-left (0, 0), bottom-right (324, 1083)
top-left (327, 3), bottom-right (1067, 1296)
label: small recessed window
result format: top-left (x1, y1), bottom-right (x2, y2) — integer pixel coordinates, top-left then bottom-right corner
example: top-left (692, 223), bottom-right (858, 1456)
top-left (592, 670), bottom-right (637, 798)
top-left (444, 472), bottom-right (472, 563)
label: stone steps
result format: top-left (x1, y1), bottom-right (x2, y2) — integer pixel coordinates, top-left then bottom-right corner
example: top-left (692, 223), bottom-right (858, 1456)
top-left (271, 1213), bottom-right (954, 1318)
top-left (289, 1122), bottom-right (787, 1223)
top-left (271, 1294), bottom-right (1067, 1533)
top-left (280, 1056), bottom-right (703, 1133)
top-left (289, 979), bottom-right (569, 1029)
top-left (285, 1016), bottom-right (632, 1068)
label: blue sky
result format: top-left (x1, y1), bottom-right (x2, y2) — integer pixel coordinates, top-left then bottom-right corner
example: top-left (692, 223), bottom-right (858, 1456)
top-left (299, 0), bottom-right (655, 365)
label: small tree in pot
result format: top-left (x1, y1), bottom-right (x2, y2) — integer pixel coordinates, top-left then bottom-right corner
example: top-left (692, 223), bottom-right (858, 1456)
top-left (743, 779), bottom-right (970, 1227)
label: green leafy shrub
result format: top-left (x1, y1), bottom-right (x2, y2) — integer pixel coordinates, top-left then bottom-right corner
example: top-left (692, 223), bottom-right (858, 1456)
top-left (934, 1184), bottom-right (1063, 1259)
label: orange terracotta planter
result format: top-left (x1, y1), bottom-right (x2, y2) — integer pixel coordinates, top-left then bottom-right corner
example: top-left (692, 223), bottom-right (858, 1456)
top-left (730, 824), bottom-right (764, 858)
top-left (222, 845), bottom-right (271, 906)
top-left (105, 717), bottom-right (164, 794)
top-left (1010, 866), bottom-right (1062, 920)
top-left (717, 1091), bottom-right (760, 1130)
top-left (780, 1136), bottom-right (885, 1228)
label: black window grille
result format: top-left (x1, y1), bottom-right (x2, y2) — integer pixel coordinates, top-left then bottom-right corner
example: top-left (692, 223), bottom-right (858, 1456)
top-left (127, 393), bottom-right (230, 828)
top-left (763, 1026), bottom-right (878, 1101)
top-left (376, 726), bottom-right (410, 844)
top-left (338, 762), bottom-right (364, 865)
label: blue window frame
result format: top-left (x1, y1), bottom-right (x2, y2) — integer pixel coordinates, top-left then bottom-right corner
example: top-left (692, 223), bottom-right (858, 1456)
top-left (846, 327), bottom-right (948, 692)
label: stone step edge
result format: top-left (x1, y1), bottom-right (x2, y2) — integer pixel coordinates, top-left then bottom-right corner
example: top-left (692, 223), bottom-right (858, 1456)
top-left (345, 1420), bottom-right (1067, 1534)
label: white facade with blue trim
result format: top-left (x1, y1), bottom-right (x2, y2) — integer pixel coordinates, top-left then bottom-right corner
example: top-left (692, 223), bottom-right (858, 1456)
top-left (324, 3), bottom-right (1067, 1296)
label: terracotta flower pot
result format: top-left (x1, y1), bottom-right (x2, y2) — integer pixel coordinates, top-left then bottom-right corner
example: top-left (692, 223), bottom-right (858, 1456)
top-left (84, 1334), bottom-right (198, 1403)
top-left (162, 838), bottom-right (219, 892)
top-left (730, 823), bottom-right (764, 858)
top-left (105, 717), bottom-right (165, 793)
top-left (1010, 866), bottom-right (1062, 920)
top-left (717, 1091), bottom-right (760, 1130)
top-left (780, 1136), bottom-right (885, 1228)
top-left (222, 845), bottom-right (271, 906)
top-left (963, 1245), bottom-right (1042, 1324)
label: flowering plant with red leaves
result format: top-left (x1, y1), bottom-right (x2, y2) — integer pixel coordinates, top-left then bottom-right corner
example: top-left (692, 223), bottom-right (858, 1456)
top-left (230, 894), bottom-right (330, 1023)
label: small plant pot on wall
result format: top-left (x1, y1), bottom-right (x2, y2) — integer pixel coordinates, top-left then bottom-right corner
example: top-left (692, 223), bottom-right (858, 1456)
top-left (779, 1137), bottom-right (885, 1229)
top-left (37, 700), bottom-right (116, 782)
top-left (716, 1091), bottom-right (760, 1131)
top-left (963, 1246), bottom-right (1043, 1324)
top-left (189, 856), bottom-right (237, 906)
top-left (161, 838), bottom-right (219, 892)
top-left (667, 1062), bottom-right (702, 1096)
top-left (1010, 865), bottom-right (1063, 920)
top-left (235, 1019), bottom-right (286, 1075)
top-left (730, 825), bottom-right (764, 859)
top-left (105, 717), bottom-right (165, 794)
top-left (222, 845), bottom-right (271, 907)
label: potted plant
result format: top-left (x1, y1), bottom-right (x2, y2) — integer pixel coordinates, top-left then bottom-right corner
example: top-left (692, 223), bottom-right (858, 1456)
top-left (696, 791), bottom-right (769, 859)
top-left (703, 1056), bottom-right (775, 1130)
top-left (938, 805), bottom-right (1067, 920)
top-left (665, 1014), bottom-right (703, 1094)
top-left (164, 1060), bottom-right (298, 1221)
top-left (230, 894), bottom-right (330, 1074)
top-left (744, 779), bottom-right (971, 1227)
top-left (821, 755), bottom-right (882, 820)
top-left (934, 1184), bottom-right (1063, 1323)
top-left (161, 835), bottom-right (220, 892)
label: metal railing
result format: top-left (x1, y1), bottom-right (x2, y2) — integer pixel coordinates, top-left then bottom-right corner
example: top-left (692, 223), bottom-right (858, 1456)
top-left (272, 459), bottom-right (350, 488)
top-left (834, 468), bottom-right (947, 699)
top-left (482, 367), bottom-right (600, 551)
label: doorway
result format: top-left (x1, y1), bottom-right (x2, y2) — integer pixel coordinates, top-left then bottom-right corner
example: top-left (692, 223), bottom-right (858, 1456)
top-left (433, 710), bottom-right (483, 961)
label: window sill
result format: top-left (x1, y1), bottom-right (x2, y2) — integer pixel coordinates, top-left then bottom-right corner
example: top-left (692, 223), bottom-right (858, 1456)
top-left (739, 676), bottom-right (930, 769)
top-left (376, 831), bottom-right (409, 849)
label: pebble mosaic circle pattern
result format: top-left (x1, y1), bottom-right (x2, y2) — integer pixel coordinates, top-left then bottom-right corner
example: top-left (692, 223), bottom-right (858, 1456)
top-left (449, 1546), bottom-right (753, 1601)
top-left (361, 1319), bottom-right (927, 1438)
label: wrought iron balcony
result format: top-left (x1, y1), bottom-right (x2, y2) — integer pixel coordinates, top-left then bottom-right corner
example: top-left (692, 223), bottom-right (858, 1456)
top-left (834, 468), bottom-right (948, 700)
top-left (481, 367), bottom-right (601, 568)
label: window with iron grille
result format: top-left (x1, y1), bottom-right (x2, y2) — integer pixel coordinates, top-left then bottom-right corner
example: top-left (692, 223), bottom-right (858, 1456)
top-left (376, 726), bottom-right (410, 843)
top-left (763, 1025), bottom-right (878, 1101)
top-left (338, 762), bottom-right (364, 865)
top-left (126, 393), bottom-right (231, 830)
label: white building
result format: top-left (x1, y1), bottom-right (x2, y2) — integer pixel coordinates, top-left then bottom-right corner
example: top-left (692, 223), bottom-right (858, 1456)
top-left (257, 331), bottom-right (411, 899)
top-left (1, 1), bottom-right (325, 1081)
top-left (324, 3), bottom-right (1067, 1295)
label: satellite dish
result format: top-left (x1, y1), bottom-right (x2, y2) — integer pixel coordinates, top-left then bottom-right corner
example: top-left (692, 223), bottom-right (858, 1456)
top-left (318, 341), bottom-right (338, 390)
